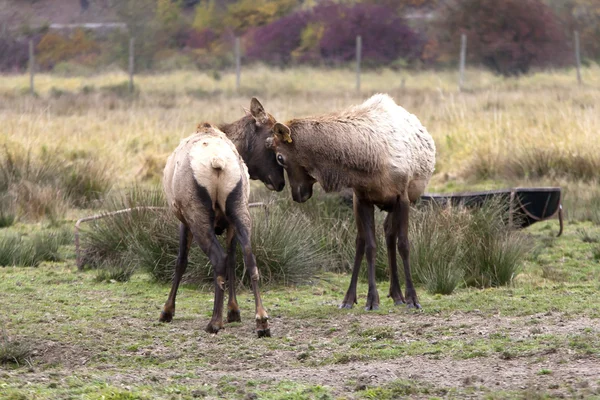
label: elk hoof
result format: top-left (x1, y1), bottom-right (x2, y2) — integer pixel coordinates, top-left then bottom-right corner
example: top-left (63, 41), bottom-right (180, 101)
top-left (205, 322), bottom-right (223, 334)
top-left (257, 328), bottom-right (271, 338)
top-left (340, 300), bottom-right (356, 309)
top-left (407, 302), bottom-right (422, 310)
top-left (227, 309), bottom-right (241, 323)
top-left (364, 304), bottom-right (379, 311)
top-left (159, 310), bottom-right (173, 323)
top-left (393, 299), bottom-right (405, 306)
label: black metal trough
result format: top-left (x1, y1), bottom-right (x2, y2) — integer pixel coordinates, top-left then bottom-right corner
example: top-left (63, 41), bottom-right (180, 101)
top-left (420, 187), bottom-right (563, 236)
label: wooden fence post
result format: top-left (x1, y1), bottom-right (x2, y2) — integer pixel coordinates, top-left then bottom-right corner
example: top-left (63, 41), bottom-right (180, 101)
top-left (574, 30), bottom-right (582, 85)
top-left (128, 37), bottom-right (135, 92)
top-left (29, 39), bottom-right (35, 95)
top-left (356, 35), bottom-right (362, 93)
top-left (235, 37), bottom-right (241, 91)
top-left (459, 33), bottom-right (467, 91)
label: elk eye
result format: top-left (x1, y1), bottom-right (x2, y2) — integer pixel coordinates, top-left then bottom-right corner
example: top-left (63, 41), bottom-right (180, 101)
top-left (276, 154), bottom-right (285, 167)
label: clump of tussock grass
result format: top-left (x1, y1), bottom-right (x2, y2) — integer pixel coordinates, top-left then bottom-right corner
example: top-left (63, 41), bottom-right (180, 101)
top-left (81, 186), bottom-right (329, 286)
top-left (409, 199), bottom-right (530, 294)
top-left (0, 229), bottom-right (71, 267)
top-left (0, 195), bottom-right (16, 228)
top-left (577, 228), bottom-right (599, 243)
top-left (592, 246), bottom-right (600, 262)
top-left (0, 144), bottom-right (113, 221)
top-left (508, 149), bottom-right (600, 182)
top-left (0, 332), bottom-right (33, 367)
top-left (253, 187), bottom-right (529, 294)
top-left (464, 147), bottom-right (600, 183)
top-left (460, 200), bottom-right (531, 288)
top-left (269, 189), bottom-right (390, 281)
top-left (409, 204), bottom-right (466, 295)
top-left (95, 261), bottom-right (136, 283)
top-left (246, 206), bottom-right (329, 286)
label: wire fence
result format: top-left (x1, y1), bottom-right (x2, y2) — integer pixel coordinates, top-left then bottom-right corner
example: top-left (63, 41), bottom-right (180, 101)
top-left (22, 30), bottom-right (591, 95)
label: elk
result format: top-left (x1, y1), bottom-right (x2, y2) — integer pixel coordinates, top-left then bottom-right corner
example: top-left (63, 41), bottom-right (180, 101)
top-left (265, 94), bottom-right (436, 310)
top-left (161, 123), bottom-right (270, 336)
top-left (159, 99), bottom-right (282, 335)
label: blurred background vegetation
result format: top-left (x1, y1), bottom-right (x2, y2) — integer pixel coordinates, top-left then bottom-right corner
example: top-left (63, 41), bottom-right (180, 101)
top-left (1, 0), bottom-right (599, 75)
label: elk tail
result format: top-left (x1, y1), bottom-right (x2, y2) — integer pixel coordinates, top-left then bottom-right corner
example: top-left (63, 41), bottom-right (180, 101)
top-left (210, 156), bottom-right (226, 170)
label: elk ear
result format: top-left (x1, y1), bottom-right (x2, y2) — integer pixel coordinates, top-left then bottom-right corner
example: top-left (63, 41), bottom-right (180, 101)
top-left (274, 122), bottom-right (292, 143)
top-left (250, 97), bottom-right (268, 125)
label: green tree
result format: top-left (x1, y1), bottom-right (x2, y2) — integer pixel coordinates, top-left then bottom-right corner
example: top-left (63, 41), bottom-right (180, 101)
top-left (156, 0), bottom-right (184, 38)
top-left (192, 0), bottom-right (220, 31)
top-left (223, 0), bottom-right (299, 35)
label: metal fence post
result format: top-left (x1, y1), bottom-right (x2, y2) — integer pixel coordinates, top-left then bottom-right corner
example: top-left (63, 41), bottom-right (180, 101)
top-left (29, 39), bottom-right (35, 95)
top-left (574, 30), bottom-right (582, 85)
top-left (356, 35), bottom-right (362, 93)
top-left (459, 33), bottom-right (467, 91)
top-left (128, 37), bottom-right (135, 92)
top-left (235, 37), bottom-right (241, 91)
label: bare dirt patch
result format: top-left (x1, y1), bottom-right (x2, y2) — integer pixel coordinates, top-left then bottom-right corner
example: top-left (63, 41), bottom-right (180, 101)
top-left (8, 310), bottom-right (599, 398)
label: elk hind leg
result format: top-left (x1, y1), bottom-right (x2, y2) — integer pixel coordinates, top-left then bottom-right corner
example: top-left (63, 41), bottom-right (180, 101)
top-left (159, 222), bottom-right (192, 322)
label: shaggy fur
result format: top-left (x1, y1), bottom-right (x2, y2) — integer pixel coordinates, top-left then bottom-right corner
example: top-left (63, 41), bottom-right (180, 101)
top-left (164, 126), bottom-right (250, 223)
top-left (268, 94), bottom-right (436, 310)
top-left (160, 123), bottom-right (269, 336)
top-left (278, 93), bottom-right (435, 205)
top-left (158, 98), bottom-right (281, 336)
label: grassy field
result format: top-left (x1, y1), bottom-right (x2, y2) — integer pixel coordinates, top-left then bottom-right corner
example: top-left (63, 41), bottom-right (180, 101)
top-left (1, 221), bottom-right (599, 399)
top-left (1, 66), bottom-right (600, 399)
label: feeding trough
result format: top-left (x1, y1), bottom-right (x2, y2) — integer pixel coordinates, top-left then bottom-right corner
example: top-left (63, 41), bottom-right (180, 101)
top-left (420, 187), bottom-right (563, 236)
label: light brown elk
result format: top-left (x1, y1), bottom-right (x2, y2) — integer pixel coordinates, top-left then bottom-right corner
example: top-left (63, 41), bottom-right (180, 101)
top-left (159, 98), bottom-right (283, 332)
top-left (265, 94), bottom-right (436, 310)
top-left (161, 122), bottom-right (270, 336)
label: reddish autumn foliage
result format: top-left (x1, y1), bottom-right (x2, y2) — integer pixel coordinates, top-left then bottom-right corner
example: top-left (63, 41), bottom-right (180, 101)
top-left (245, 10), bottom-right (310, 65)
top-left (438, 0), bottom-right (569, 75)
top-left (0, 36), bottom-right (30, 72)
top-left (245, 2), bottom-right (422, 66)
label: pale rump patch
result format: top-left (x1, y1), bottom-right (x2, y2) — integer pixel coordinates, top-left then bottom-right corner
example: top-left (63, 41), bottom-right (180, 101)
top-left (187, 136), bottom-right (246, 213)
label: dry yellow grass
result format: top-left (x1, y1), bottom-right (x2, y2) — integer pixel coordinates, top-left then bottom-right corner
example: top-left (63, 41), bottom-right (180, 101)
top-left (1, 65), bottom-right (599, 218)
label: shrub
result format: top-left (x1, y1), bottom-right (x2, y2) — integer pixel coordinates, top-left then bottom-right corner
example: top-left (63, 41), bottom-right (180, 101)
top-left (409, 205), bottom-right (465, 295)
top-left (0, 195), bottom-right (16, 228)
top-left (82, 186), bottom-right (329, 287)
top-left (313, 3), bottom-right (422, 66)
top-left (244, 2), bottom-right (422, 67)
top-left (437, 0), bottom-right (569, 75)
top-left (0, 35), bottom-right (29, 72)
top-left (246, 11), bottom-right (311, 65)
top-left (95, 261), bottom-right (136, 283)
top-left (185, 28), bottom-right (219, 50)
top-left (461, 200), bottom-right (531, 287)
top-left (409, 198), bottom-right (530, 293)
top-left (0, 144), bottom-right (112, 220)
top-left (0, 229), bottom-right (70, 267)
top-left (36, 29), bottom-right (100, 70)
top-left (0, 332), bottom-right (32, 367)
top-left (224, 0), bottom-right (299, 35)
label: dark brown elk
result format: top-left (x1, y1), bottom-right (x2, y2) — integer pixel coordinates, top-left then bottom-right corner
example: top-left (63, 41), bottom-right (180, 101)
top-left (265, 94), bottom-right (436, 310)
top-left (159, 99), bottom-right (283, 335)
top-left (161, 123), bottom-right (270, 336)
